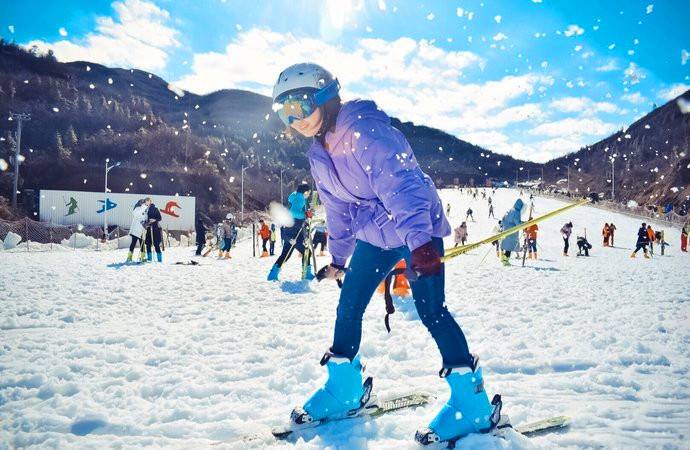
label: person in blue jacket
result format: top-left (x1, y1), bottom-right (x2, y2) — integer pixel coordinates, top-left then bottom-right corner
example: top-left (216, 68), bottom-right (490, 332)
top-left (267, 183), bottom-right (314, 280)
top-left (500, 199), bottom-right (524, 266)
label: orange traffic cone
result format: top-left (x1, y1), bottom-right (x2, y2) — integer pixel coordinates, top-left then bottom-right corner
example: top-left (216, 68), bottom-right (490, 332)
top-left (392, 260), bottom-right (411, 297)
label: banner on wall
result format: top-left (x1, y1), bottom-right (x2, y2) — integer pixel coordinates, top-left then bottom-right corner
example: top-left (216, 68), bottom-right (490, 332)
top-left (39, 190), bottom-right (196, 231)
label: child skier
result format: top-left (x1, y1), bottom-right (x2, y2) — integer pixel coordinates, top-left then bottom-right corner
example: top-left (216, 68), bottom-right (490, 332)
top-left (577, 234), bottom-right (592, 256)
top-left (269, 223), bottom-right (277, 256)
top-left (681, 222), bottom-right (689, 252)
top-left (466, 207), bottom-right (474, 222)
top-left (500, 199), bottom-right (524, 266)
top-left (525, 219), bottom-right (538, 259)
top-left (646, 224), bottom-right (656, 255)
top-left (271, 63), bottom-right (500, 445)
top-left (312, 223), bottom-right (328, 256)
top-left (267, 183), bottom-right (314, 280)
top-left (126, 198), bottom-right (150, 262)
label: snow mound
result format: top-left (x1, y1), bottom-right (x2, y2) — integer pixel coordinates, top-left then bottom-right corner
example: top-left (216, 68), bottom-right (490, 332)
top-left (627, 200), bottom-right (639, 208)
top-left (117, 235), bottom-right (132, 249)
top-left (62, 233), bottom-right (96, 249)
top-left (3, 231), bottom-right (21, 249)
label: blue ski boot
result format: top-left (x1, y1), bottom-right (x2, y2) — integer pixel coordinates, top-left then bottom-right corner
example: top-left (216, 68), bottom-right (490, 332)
top-left (156, 252), bottom-right (163, 263)
top-left (147, 251), bottom-right (153, 262)
top-left (415, 357), bottom-right (502, 446)
top-left (303, 264), bottom-right (315, 280)
top-left (290, 352), bottom-right (372, 425)
top-left (267, 264), bottom-right (281, 281)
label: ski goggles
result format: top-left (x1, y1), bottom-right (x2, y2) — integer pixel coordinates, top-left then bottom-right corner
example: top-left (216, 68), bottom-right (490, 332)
top-left (272, 79), bottom-right (340, 126)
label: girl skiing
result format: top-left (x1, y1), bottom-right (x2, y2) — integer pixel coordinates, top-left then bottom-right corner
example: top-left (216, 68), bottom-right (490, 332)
top-left (270, 63), bottom-right (500, 445)
top-left (126, 198), bottom-right (150, 263)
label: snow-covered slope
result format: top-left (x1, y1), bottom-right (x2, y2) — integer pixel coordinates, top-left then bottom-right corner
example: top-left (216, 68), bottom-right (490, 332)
top-left (1, 189), bottom-right (688, 449)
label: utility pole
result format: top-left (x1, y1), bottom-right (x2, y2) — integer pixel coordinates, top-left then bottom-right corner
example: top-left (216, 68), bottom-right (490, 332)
top-left (611, 157), bottom-right (615, 200)
top-left (241, 165), bottom-right (248, 223)
top-left (541, 167), bottom-right (544, 183)
top-left (104, 158), bottom-right (121, 240)
top-left (10, 112), bottom-right (31, 208)
top-left (567, 165), bottom-right (570, 193)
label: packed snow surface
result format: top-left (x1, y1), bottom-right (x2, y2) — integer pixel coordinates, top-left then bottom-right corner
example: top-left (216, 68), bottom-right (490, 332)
top-left (1, 189), bottom-right (688, 449)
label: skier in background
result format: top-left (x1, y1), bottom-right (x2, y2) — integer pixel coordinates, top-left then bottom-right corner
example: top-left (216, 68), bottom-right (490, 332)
top-left (646, 224), bottom-right (656, 255)
top-left (488, 203), bottom-right (495, 218)
top-left (269, 223), bottom-right (277, 256)
top-left (144, 199), bottom-right (163, 262)
top-left (492, 220), bottom-right (502, 257)
top-left (313, 222), bottom-right (328, 256)
top-left (220, 219), bottom-right (233, 259)
top-left (560, 222), bottom-right (573, 256)
top-left (454, 221), bottom-right (468, 247)
top-left (194, 213), bottom-right (210, 256)
top-left (446, 203), bottom-right (451, 217)
top-left (466, 207), bottom-right (474, 222)
top-left (681, 222), bottom-right (689, 252)
top-left (271, 63), bottom-right (500, 445)
top-left (576, 234), bottom-right (592, 256)
top-left (631, 222), bottom-right (651, 258)
top-left (602, 223), bottom-right (611, 247)
top-left (258, 219), bottom-right (271, 257)
top-left (126, 198), bottom-right (150, 263)
top-left (500, 199), bottom-right (524, 266)
top-left (525, 218), bottom-right (538, 259)
top-left (608, 222), bottom-right (617, 246)
top-left (267, 183), bottom-right (314, 280)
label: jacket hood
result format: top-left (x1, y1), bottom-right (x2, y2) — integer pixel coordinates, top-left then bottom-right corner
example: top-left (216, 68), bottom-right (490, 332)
top-left (326, 99), bottom-right (390, 147)
top-left (514, 199), bottom-right (524, 211)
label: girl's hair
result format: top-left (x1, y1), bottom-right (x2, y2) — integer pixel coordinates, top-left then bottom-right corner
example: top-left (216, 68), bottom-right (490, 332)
top-left (315, 95), bottom-right (342, 146)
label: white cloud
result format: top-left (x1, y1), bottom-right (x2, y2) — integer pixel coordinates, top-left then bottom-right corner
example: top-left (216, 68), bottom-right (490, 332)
top-left (8, 25), bottom-right (14, 34)
top-left (657, 84), bottom-right (690, 101)
top-left (25, 0), bottom-right (179, 73)
top-left (595, 59), bottom-right (618, 72)
top-left (529, 117), bottom-right (618, 138)
top-left (550, 97), bottom-right (621, 114)
top-left (621, 92), bottom-right (648, 104)
top-left (563, 24), bottom-right (584, 37)
top-left (623, 62), bottom-right (646, 86)
top-left (682, 49), bottom-right (689, 65)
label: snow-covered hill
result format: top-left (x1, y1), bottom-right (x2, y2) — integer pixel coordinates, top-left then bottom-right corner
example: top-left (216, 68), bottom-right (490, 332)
top-left (1, 189), bottom-right (688, 449)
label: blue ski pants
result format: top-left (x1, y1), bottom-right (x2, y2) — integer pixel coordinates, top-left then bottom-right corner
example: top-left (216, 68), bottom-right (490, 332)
top-left (330, 238), bottom-right (473, 369)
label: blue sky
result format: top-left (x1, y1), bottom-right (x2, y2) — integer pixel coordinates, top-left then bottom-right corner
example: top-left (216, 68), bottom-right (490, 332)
top-left (2, 0), bottom-right (689, 162)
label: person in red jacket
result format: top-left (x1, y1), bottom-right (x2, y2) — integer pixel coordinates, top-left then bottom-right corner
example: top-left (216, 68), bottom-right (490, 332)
top-left (681, 222), bottom-right (689, 252)
top-left (258, 219), bottom-right (271, 257)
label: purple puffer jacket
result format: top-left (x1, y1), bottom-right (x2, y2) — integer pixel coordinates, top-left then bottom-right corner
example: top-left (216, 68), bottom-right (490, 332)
top-left (308, 100), bottom-right (451, 266)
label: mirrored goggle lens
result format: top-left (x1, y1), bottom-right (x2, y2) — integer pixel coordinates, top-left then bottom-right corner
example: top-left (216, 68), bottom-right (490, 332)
top-left (273, 95), bottom-right (315, 125)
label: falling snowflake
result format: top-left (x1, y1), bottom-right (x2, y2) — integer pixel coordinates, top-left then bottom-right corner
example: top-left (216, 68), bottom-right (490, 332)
top-left (52, 107), bottom-right (60, 112)
top-left (140, 173), bottom-right (147, 179)
top-left (494, 15), bottom-right (502, 23)
top-left (0, 159), bottom-right (8, 171)
top-left (564, 24), bottom-right (584, 37)
top-left (426, 12), bottom-right (435, 20)
top-left (59, 27), bottom-right (68, 36)
top-left (89, 83), bottom-right (95, 89)
top-left (646, 4), bottom-right (654, 14)
top-left (108, 78), bottom-right (113, 84)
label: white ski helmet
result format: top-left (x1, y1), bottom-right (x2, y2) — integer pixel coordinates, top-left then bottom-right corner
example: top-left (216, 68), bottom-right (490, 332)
top-left (272, 63), bottom-right (339, 103)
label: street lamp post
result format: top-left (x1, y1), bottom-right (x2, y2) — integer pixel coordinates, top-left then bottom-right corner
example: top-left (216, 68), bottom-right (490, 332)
top-left (104, 158), bottom-right (121, 240)
top-left (280, 168), bottom-right (284, 203)
top-left (10, 112), bottom-right (31, 208)
top-left (610, 157), bottom-right (615, 200)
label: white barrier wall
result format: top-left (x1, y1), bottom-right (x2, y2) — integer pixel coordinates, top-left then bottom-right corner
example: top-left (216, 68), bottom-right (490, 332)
top-left (39, 190), bottom-right (196, 231)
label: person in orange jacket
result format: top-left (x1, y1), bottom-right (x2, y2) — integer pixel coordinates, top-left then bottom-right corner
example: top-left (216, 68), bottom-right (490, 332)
top-left (525, 219), bottom-right (538, 259)
top-left (602, 223), bottom-right (610, 247)
top-left (681, 222), bottom-right (689, 252)
top-left (646, 224), bottom-right (656, 256)
top-left (258, 219), bottom-right (271, 257)
top-left (608, 223), bottom-right (617, 246)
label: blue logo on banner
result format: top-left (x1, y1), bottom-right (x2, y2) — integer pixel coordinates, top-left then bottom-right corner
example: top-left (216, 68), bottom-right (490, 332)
top-left (97, 198), bottom-right (117, 214)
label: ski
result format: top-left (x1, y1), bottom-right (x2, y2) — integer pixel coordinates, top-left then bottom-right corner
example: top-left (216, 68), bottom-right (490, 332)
top-left (273, 392), bottom-right (432, 440)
